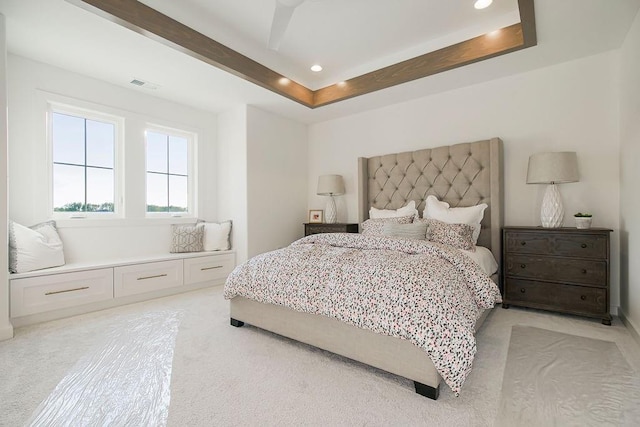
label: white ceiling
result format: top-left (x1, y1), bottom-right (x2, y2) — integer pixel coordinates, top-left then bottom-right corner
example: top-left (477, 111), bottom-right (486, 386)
top-left (136, 0), bottom-right (520, 89)
top-left (1, 0), bottom-right (639, 124)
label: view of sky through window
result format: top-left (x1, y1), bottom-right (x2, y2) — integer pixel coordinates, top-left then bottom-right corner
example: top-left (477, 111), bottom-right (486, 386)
top-left (146, 131), bottom-right (188, 212)
top-left (52, 112), bottom-right (115, 212)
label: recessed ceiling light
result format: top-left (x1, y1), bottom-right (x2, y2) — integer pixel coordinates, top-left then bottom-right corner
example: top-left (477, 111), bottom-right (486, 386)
top-left (310, 64), bottom-right (323, 72)
top-left (474, 0), bottom-right (493, 9)
top-left (279, 77), bottom-right (290, 85)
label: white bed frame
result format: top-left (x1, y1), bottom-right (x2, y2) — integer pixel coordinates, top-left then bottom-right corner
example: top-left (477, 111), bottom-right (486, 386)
top-left (230, 138), bottom-right (503, 399)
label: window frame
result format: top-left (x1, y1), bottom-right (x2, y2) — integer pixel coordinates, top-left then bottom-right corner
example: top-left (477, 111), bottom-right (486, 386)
top-left (47, 102), bottom-right (125, 220)
top-left (144, 124), bottom-right (197, 219)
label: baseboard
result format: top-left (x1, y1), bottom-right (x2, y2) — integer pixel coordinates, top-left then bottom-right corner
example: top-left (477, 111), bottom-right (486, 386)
top-left (0, 323), bottom-right (14, 341)
top-left (618, 307), bottom-right (640, 346)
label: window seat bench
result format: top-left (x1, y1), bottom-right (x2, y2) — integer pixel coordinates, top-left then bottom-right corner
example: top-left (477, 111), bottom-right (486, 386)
top-left (9, 251), bottom-right (235, 327)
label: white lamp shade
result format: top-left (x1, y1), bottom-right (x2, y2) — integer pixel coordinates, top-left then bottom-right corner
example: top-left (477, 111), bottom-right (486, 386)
top-left (526, 152), bottom-right (579, 184)
top-left (317, 175), bottom-right (345, 195)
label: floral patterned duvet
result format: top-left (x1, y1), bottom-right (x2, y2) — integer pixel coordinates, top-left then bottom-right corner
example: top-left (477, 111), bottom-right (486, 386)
top-left (223, 233), bottom-right (502, 395)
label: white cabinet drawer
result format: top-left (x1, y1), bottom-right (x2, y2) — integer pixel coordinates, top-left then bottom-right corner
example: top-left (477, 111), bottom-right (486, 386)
top-left (114, 260), bottom-right (183, 298)
top-left (10, 268), bottom-right (113, 317)
top-left (184, 254), bottom-right (235, 285)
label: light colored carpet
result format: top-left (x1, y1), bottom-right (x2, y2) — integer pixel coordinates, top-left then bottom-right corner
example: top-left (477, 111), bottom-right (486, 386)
top-left (1, 286), bottom-right (639, 426)
top-left (496, 326), bottom-right (640, 427)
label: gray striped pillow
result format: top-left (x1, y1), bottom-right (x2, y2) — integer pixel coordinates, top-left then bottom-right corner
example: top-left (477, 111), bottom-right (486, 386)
top-left (382, 222), bottom-right (428, 240)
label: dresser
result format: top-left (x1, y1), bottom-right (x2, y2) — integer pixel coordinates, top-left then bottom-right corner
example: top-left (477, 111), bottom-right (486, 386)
top-left (304, 223), bottom-right (359, 236)
top-left (502, 227), bottom-right (612, 325)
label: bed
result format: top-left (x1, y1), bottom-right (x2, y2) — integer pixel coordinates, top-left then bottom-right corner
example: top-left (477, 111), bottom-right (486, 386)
top-left (225, 138), bottom-right (503, 399)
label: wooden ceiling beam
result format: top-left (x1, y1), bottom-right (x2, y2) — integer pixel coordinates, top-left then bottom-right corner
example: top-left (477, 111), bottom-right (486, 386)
top-left (67, 0), bottom-right (315, 107)
top-left (67, 0), bottom-right (537, 109)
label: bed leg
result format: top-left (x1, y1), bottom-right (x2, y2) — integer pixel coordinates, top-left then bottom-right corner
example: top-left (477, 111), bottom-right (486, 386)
top-left (230, 318), bottom-right (244, 327)
top-left (414, 381), bottom-right (439, 400)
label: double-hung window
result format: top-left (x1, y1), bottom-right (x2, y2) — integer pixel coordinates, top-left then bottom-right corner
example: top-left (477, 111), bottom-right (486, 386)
top-left (50, 105), bottom-right (122, 217)
top-left (145, 128), bottom-right (195, 216)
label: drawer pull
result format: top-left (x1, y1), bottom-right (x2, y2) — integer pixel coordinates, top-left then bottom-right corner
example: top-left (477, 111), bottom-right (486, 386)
top-left (582, 269), bottom-right (587, 274)
top-left (45, 286), bottom-right (89, 296)
top-left (137, 273), bottom-right (168, 281)
top-left (581, 243), bottom-right (587, 248)
top-left (201, 266), bottom-right (223, 271)
top-left (520, 264), bottom-right (526, 269)
top-left (520, 288), bottom-right (526, 293)
top-left (520, 241), bottom-right (526, 246)
top-left (580, 295), bottom-right (587, 301)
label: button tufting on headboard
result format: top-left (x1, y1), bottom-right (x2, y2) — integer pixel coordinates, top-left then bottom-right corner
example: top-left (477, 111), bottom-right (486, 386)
top-left (358, 138), bottom-right (504, 279)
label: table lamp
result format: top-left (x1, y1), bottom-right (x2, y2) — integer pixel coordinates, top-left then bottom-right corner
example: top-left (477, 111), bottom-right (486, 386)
top-left (317, 175), bottom-right (345, 224)
top-left (526, 151), bottom-right (579, 228)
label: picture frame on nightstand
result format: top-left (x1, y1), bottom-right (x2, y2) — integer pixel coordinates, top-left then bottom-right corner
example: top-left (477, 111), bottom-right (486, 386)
top-left (309, 210), bottom-right (323, 223)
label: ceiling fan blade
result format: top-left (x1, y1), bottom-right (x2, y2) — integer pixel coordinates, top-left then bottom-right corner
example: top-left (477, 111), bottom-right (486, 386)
top-left (268, 0), bottom-right (304, 51)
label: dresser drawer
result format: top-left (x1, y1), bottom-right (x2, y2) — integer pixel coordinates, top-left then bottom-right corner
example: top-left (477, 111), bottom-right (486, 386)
top-left (114, 260), bottom-right (183, 298)
top-left (505, 232), bottom-right (607, 259)
top-left (504, 255), bottom-right (607, 286)
top-left (505, 279), bottom-right (607, 315)
top-left (184, 254), bottom-right (235, 285)
top-left (10, 268), bottom-right (113, 317)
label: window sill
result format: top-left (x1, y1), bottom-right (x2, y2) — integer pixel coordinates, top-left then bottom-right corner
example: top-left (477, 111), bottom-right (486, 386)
top-left (55, 216), bottom-right (198, 228)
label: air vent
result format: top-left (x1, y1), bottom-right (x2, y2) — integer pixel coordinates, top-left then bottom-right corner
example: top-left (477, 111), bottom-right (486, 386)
top-left (129, 78), bottom-right (160, 90)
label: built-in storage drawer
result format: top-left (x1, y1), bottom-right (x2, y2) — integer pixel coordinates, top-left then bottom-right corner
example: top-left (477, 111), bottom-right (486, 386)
top-left (183, 254), bottom-right (235, 285)
top-left (10, 268), bottom-right (113, 317)
top-left (114, 260), bottom-right (183, 298)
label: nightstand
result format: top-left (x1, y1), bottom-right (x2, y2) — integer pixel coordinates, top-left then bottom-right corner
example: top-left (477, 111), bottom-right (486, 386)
top-left (502, 227), bottom-right (612, 325)
top-left (304, 223), bottom-right (359, 236)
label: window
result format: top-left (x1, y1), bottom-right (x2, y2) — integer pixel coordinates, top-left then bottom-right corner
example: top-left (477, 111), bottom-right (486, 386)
top-left (145, 128), bottom-right (195, 215)
top-left (50, 107), bottom-right (121, 217)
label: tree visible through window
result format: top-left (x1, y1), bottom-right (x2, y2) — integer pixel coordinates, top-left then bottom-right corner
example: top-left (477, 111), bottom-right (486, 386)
top-left (145, 130), bottom-right (189, 213)
top-left (52, 112), bottom-right (115, 213)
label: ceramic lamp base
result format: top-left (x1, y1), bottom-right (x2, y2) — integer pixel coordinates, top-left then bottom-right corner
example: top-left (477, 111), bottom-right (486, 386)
top-left (540, 184), bottom-right (564, 228)
top-left (325, 196), bottom-right (337, 224)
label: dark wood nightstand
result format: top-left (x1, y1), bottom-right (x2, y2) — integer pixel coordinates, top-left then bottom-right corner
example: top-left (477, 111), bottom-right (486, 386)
top-left (502, 226), bottom-right (612, 325)
top-left (304, 223), bottom-right (359, 236)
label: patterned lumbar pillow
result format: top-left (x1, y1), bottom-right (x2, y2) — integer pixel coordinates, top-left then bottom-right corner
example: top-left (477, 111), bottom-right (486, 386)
top-left (170, 223), bottom-right (205, 253)
top-left (9, 220), bottom-right (66, 273)
top-left (382, 222), bottom-right (428, 240)
top-left (360, 215), bottom-right (414, 236)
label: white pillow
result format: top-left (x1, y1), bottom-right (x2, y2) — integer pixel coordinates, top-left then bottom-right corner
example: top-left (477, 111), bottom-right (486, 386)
top-left (203, 221), bottom-right (232, 251)
top-left (9, 220), bottom-right (66, 273)
top-left (369, 200), bottom-right (418, 219)
top-left (423, 195), bottom-right (487, 244)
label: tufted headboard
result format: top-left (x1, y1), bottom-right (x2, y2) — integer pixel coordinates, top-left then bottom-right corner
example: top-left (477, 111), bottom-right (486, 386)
top-left (357, 138), bottom-right (504, 276)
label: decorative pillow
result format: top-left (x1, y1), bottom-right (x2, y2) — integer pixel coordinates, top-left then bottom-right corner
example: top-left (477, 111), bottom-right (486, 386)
top-left (203, 220), bottom-right (232, 251)
top-left (369, 200), bottom-right (418, 219)
top-left (382, 222), bottom-right (428, 240)
top-left (416, 218), bottom-right (476, 251)
top-left (170, 223), bottom-right (204, 253)
top-left (423, 195), bottom-right (487, 244)
top-left (9, 220), bottom-right (65, 273)
top-left (361, 215), bottom-right (414, 236)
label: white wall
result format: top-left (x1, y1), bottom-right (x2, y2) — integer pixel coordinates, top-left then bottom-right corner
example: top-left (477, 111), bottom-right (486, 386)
top-left (0, 15), bottom-right (13, 340)
top-left (308, 51), bottom-right (622, 313)
top-left (246, 105), bottom-right (308, 257)
top-left (7, 55), bottom-right (218, 263)
top-left (619, 9), bottom-right (640, 338)
top-left (217, 106), bottom-right (249, 264)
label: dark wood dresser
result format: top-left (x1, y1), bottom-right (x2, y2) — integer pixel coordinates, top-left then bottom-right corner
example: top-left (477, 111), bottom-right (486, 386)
top-left (304, 223), bottom-right (359, 236)
top-left (502, 226), bottom-right (612, 325)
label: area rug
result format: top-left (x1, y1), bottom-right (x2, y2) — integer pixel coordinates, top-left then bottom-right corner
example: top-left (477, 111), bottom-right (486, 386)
top-left (496, 325), bottom-right (640, 426)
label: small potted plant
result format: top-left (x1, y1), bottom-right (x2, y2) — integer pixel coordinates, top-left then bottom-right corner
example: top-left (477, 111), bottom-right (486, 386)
top-left (574, 212), bottom-right (593, 229)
